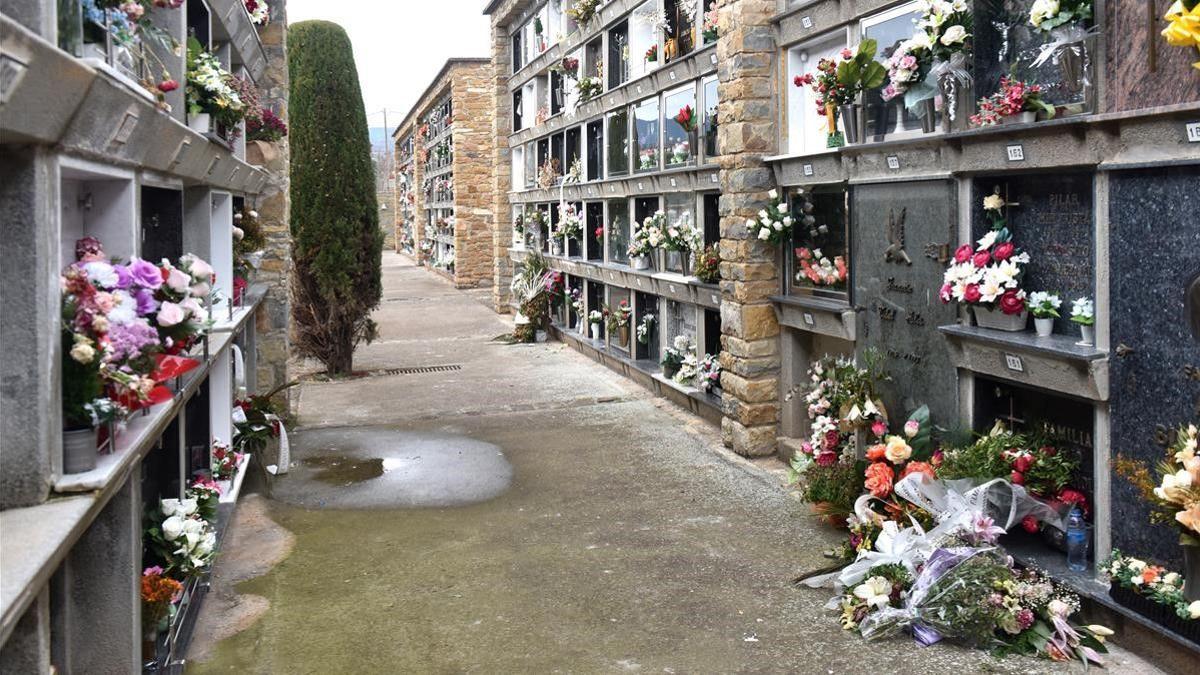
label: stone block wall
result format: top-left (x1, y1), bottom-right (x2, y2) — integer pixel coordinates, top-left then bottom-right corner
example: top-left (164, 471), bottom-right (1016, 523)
top-left (251, 2), bottom-right (291, 402)
top-left (450, 61), bottom-right (497, 288)
top-left (377, 186), bottom-right (396, 250)
top-left (489, 10), bottom-right (517, 313)
top-left (716, 0), bottom-right (782, 457)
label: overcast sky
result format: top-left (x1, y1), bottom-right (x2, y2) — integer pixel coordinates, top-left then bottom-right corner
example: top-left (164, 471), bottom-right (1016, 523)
top-left (288, 0), bottom-right (493, 134)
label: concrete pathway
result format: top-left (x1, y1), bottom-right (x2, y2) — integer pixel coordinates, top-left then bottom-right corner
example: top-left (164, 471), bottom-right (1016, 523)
top-left (187, 252), bottom-right (1160, 674)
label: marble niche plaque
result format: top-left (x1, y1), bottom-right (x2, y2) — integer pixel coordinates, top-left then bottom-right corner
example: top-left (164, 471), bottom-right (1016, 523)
top-left (852, 180), bottom-right (959, 425)
top-left (1108, 166), bottom-right (1200, 567)
top-left (972, 173), bottom-right (1094, 336)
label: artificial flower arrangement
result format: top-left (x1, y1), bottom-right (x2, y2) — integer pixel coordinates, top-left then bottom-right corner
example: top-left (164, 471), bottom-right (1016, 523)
top-left (662, 212), bottom-right (702, 255)
top-left (555, 202), bottom-right (584, 241)
top-left (604, 300), bottom-right (633, 345)
top-left (588, 309), bottom-right (605, 326)
top-left (693, 244), bottom-right (721, 284)
top-left (628, 211), bottom-right (666, 260)
top-left (232, 381), bottom-right (294, 455)
top-left (881, 0), bottom-right (971, 112)
top-left (79, 0), bottom-right (184, 106)
top-left (513, 213), bottom-right (525, 237)
top-left (1105, 551), bottom-right (1200, 645)
top-left (187, 475), bottom-right (222, 523)
top-left (660, 334), bottom-right (694, 380)
top-left (566, 0), bottom-right (601, 27)
top-left (211, 439), bottom-right (244, 480)
top-left (702, 7), bottom-right (718, 43)
top-left (939, 191), bottom-right (1031, 329)
top-left (1069, 296), bottom-right (1094, 344)
top-left (243, 0), bottom-right (269, 25)
top-left (1115, 422), bottom-right (1200, 550)
top-left (793, 40), bottom-right (886, 146)
top-left (645, 44), bottom-right (658, 63)
top-left (788, 352), bottom-right (890, 476)
top-left (748, 189), bottom-right (794, 245)
top-left (790, 190), bottom-right (846, 290)
top-left (696, 353), bottom-right (721, 393)
top-left (969, 76), bottom-right (1056, 126)
top-left (141, 565), bottom-right (183, 638)
top-left (186, 37), bottom-right (246, 132)
top-left (576, 75), bottom-right (603, 102)
top-left (1028, 291), bottom-right (1062, 336)
top-left (636, 312), bottom-right (656, 344)
top-left (1162, 1), bottom-right (1200, 71)
top-left (155, 253), bottom-right (215, 354)
top-left (145, 496), bottom-right (217, 579)
top-left (537, 158), bottom-right (561, 189)
top-left (247, 107), bottom-right (287, 142)
top-left (1029, 0), bottom-right (1092, 33)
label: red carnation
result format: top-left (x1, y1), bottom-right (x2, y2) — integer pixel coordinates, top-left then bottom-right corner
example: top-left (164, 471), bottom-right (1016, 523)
top-left (954, 244), bottom-right (973, 263)
top-left (815, 451), bottom-right (837, 467)
top-left (1010, 470), bottom-right (1025, 485)
top-left (824, 429), bottom-right (840, 452)
top-left (998, 289), bottom-right (1026, 315)
top-left (972, 250), bottom-right (991, 268)
top-left (1058, 488), bottom-right (1089, 515)
top-left (992, 242), bottom-right (1014, 261)
top-left (963, 284), bottom-right (982, 303)
top-left (1021, 515), bottom-right (1040, 533)
top-left (1013, 454), bottom-right (1034, 473)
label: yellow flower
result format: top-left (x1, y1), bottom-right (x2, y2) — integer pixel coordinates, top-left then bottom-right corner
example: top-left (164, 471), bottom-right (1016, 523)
top-left (1163, 1), bottom-right (1200, 70)
top-left (884, 435), bottom-right (913, 464)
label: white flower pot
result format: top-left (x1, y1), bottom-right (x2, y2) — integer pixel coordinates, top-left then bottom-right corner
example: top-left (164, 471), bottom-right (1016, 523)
top-left (1034, 317), bottom-right (1054, 337)
top-left (1077, 324), bottom-right (1095, 346)
top-left (188, 113), bottom-right (212, 134)
top-left (632, 255), bottom-right (651, 270)
top-left (973, 306), bottom-right (1028, 332)
top-left (550, 240), bottom-right (563, 256)
top-left (1001, 111), bottom-right (1037, 125)
top-left (590, 323), bottom-right (601, 342)
top-left (535, 330), bottom-right (548, 343)
top-left (63, 427), bottom-right (97, 474)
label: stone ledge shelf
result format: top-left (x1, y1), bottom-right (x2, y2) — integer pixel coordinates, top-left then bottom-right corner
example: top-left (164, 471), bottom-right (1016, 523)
top-left (771, 295), bottom-right (857, 342)
top-left (510, 167), bottom-right (720, 204)
top-left (939, 323), bottom-right (1109, 401)
top-left (514, 249), bottom-right (722, 310)
top-left (552, 324), bottom-right (722, 424)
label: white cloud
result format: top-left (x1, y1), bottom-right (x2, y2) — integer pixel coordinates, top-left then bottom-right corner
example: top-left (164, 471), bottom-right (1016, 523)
top-left (287, 0), bottom-right (492, 133)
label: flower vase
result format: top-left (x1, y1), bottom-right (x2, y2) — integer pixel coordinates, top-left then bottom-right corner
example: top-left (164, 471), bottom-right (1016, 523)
top-left (590, 323), bottom-right (601, 342)
top-left (550, 240), bottom-right (562, 256)
top-left (1001, 111), bottom-right (1037, 125)
top-left (838, 104), bottom-right (862, 144)
top-left (918, 98), bottom-right (936, 133)
top-left (666, 250), bottom-right (683, 272)
top-left (1034, 317), bottom-right (1054, 337)
top-left (663, 362), bottom-right (681, 380)
top-left (1077, 324), bottom-right (1095, 346)
top-left (973, 307), bottom-right (1028, 332)
top-left (62, 427), bottom-right (97, 474)
top-left (655, 249), bottom-right (666, 271)
top-left (632, 255), bottom-right (651, 270)
top-left (617, 324), bottom-right (630, 349)
top-left (1185, 545), bottom-right (1200, 601)
top-left (188, 112), bottom-right (212, 134)
top-left (824, 103), bottom-right (844, 148)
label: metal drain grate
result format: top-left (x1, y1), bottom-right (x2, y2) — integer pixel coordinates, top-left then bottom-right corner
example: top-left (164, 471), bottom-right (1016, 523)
top-left (377, 364), bottom-right (462, 376)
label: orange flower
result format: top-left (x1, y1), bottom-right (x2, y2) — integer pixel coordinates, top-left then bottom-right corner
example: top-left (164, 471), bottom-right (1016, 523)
top-left (865, 462), bottom-right (895, 498)
top-left (141, 573), bottom-right (182, 604)
top-left (1142, 567), bottom-right (1162, 585)
top-left (901, 461), bottom-right (936, 480)
top-left (866, 444), bottom-right (887, 461)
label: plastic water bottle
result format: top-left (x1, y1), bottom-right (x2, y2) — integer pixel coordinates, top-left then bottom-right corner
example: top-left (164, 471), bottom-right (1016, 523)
top-left (1066, 507), bottom-right (1089, 572)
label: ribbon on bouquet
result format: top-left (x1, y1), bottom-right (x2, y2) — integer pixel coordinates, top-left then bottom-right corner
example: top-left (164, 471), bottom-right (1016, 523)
top-left (929, 53), bottom-right (971, 121)
top-left (267, 413), bottom-right (290, 475)
top-left (1031, 25), bottom-right (1098, 85)
top-left (805, 516), bottom-right (937, 597)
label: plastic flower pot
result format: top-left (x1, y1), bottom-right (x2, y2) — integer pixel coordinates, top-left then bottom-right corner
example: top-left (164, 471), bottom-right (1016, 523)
top-left (62, 427), bottom-right (97, 474)
top-left (662, 362), bottom-right (681, 379)
top-left (590, 323), bottom-right (602, 342)
top-left (1077, 324), bottom-right (1095, 346)
top-left (188, 112), bottom-right (212, 134)
top-left (1034, 317), bottom-right (1054, 337)
top-left (1000, 111), bottom-right (1037, 125)
top-left (974, 306), bottom-right (1028, 332)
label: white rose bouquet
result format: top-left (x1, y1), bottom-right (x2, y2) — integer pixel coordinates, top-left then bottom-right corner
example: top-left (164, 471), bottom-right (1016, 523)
top-left (747, 189), bottom-right (794, 246)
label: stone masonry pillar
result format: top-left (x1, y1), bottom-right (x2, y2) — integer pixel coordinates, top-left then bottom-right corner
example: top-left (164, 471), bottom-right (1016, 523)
top-left (252, 0), bottom-right (291, 402)
top-left (716, 0), bottom-right (781, 456)
top-left (489, 18), bottom-right (514, 313)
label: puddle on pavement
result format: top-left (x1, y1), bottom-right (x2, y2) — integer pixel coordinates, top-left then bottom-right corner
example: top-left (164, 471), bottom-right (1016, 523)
top-left (301, 455), bottom-right (386, 485)
top-left (272, 427), bottom-right (514, 509)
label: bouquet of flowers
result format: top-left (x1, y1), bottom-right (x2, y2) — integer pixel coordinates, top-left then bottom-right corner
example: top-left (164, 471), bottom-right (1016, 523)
top-left (187, 476), bottom-right (222, 523)
top-left (795, 247), bottom-right (847, 287)
top-left (576, 76), bottom-right (603, 102)
top-left (661, 335), bottom-right (693, 379)
top-left (939, 191), bottom-right (1030, 316)
top-left (636, 313), bottom-right (656, 344)
top-left (588, 309), bottom-right (604, 326)
top-left (1105, 551), bottom-right (1200, 621)
top-left (1028, 291), bottom-right (1062, 319)
top-left (247, 108), bottom-right (287, 142)
top-left (696, 353), bottom-right (721, 392)
top-left (881, 34), bottom-right (933, 103)
top-left (1069, 297), bottom-right (1094, 326)
top-left (881, 1), bottom-right (971, 110)
top-left (566, 0), bottom-right (601, 27)
top-left (232, 385), bottom-right (291, 454)
top-left (662, 212), bottom-right (701, 253)
top-left (747, 189), bottom-right (794, 245)
top-left (789, 352), bottom-right (889, 473)
top-left (969, 77), bottom-right (1056, 126)
top-left (211, 440), bottom-right (244, 480)
top-left (702, 7), bottom-right (718, 42)
top-left (673, 104), bottom-right (697, 133)
top-left (1029, 0), bottom-right (1092, 33)
top-left (186, 37), bottom-right (245, 129)
top-left (154, 254), bottom-right (215, 354)
top-left (570, 287), bottom-right (584, 319)
top-left (1115, 422), bottom-right (1200, 546)
top-left (145, 498), bottom-right (217, 578)
top-left (629, 211), bottom-right (666, 258)
top-left (556, 202), bottom-right (584, 240)
top-left (693, 244), bottom-right (721, 283)
top-left (604, 300), bottom-right (633, 335)
top-left (793, 40), bottom-right (885, 118)
top-left (141, 566), bottom-right (183, 634)
top-left (244, 0), bottom-right (269, 26)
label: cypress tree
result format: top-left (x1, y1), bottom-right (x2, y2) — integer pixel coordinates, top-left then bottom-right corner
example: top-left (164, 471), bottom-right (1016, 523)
top-left (288, 20), bottom-right (382, 375)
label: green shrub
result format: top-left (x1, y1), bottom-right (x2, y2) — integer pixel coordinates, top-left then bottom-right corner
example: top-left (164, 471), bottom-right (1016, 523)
top-left (288, 21), bottom-right (382, 374)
